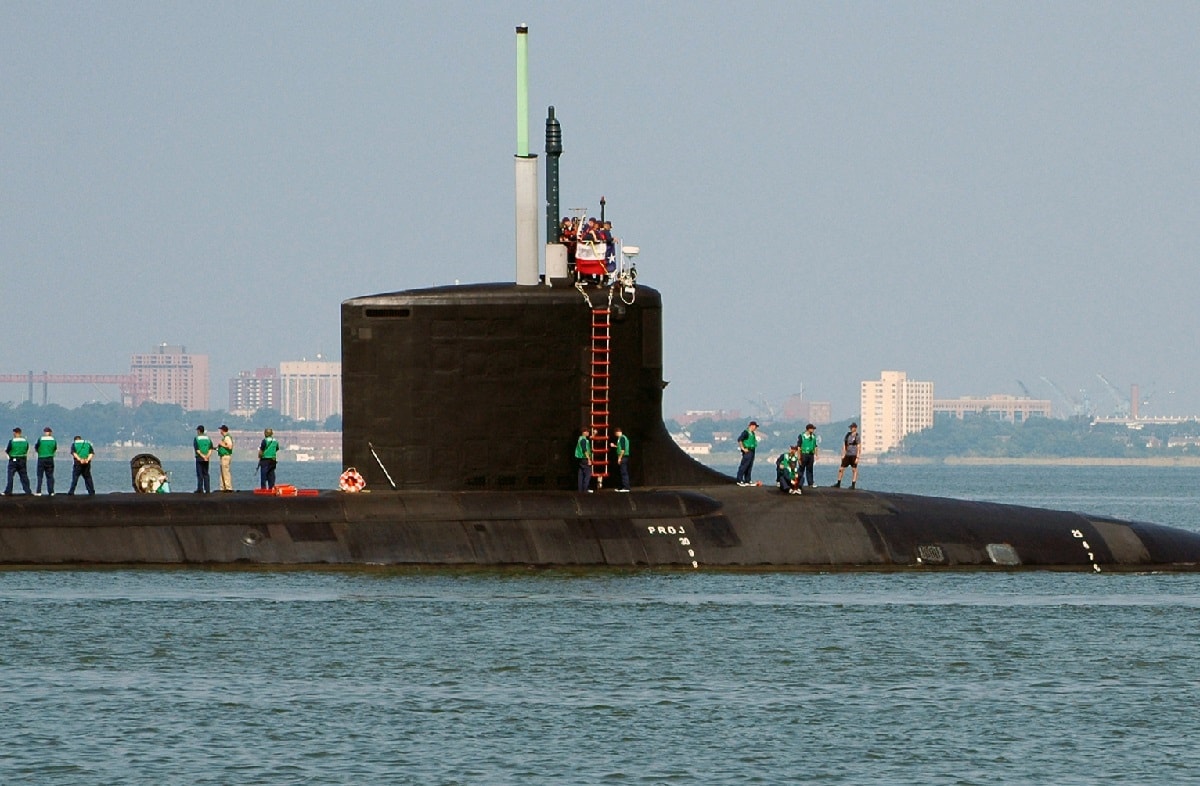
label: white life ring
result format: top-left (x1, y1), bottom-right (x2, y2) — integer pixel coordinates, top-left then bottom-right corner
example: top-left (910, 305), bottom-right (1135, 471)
top-left (338, 467), bottom-right (366, 493)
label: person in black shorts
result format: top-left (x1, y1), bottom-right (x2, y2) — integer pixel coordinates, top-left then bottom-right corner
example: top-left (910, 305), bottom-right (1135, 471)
top-left (834, 422), bottom-right (861, 489)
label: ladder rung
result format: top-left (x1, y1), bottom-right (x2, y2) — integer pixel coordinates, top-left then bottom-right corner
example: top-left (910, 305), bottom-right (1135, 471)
top-left (590, 307), bottom-right (614, 457)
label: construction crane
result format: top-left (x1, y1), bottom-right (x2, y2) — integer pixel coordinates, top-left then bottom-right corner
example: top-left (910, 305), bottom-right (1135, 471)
top-left (747, 393), bottom-right (777, 421)
top-left (1095, 374), bottom-right (1131, 418)
top-left (1040, 377), bottom-right (1088, 419)
top-left (0, 372), bottom-right (148, 407)
top-left (1016, 379), bottom-right (1033, 398)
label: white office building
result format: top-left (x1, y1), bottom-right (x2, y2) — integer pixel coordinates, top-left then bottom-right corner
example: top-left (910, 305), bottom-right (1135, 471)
top-left (860, 371), bottom-right (934, 455)
top-left (279, 358), bottom-right (341, 422)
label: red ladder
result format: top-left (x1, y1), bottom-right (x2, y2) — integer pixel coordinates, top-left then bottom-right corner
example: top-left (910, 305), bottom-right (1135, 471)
top-left (589, 307), bottom-right (611, 483)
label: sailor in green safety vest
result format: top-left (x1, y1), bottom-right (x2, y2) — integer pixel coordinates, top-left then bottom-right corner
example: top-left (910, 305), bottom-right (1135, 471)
top-left (735, 421), bottom-right (759, 486)
top-left (775, 444), bottom-right (801, 495)
top-left (258, 428), bottom-right (279, 490)
top-left (34, 426), bottom-right (57, 496)
top-left (797, 423), bottom-right (820, 487)
top-left (217, 425), bottom-right (234, 492)
top-left (614, 426), bottom-right (631, 492)
top-left (68, 435), bottom-right (96, 495)
top-left (4, 426), bottom-right (32, 495)
top-left (193, 425), bottom-right (214, 494)
top-left (575, 427), bottom-right (593, 493)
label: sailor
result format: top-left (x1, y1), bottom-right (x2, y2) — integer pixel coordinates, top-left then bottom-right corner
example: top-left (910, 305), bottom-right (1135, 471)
top-left (258, 428), bottom-right (279, 490)
top-left (68, 435), bottom-right (96, 496)
top-left (775, 445), bottom-right (801, 495)
top-left (735, 421), bottom-right (758, 486)
top-left (193, 425), bottom-right (214, 494)
top-left (4, 427), bottom-right (33, 495)
top-left (834, 422), bottom-right (861, 489)
top-left (217, 425), bottom-right (234, 492)
top-left (614, 426), bottom-right (631, 491)
top-left (34, 426), bottom-right (57, 496)
top-left (797, 423), bottom-right (819, 487)
top-left (575, 427), bottom-right (593, 493)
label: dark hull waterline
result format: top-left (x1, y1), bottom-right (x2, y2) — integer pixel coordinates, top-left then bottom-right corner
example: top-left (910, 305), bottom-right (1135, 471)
top-left (2, 486), bottom-right (1198, 571)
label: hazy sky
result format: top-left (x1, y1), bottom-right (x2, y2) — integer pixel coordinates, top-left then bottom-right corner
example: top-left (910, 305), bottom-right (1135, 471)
top-left (3, 2), bottom-right (1198, 419)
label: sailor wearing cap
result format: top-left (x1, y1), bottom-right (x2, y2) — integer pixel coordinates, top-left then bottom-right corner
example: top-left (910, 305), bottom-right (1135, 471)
top-left (735, 421), bottom-right (759, 486)
top-left (258, 428), bottom-right (279, 490)
top-left (34, 427), bottom-right (57, 495)
top-left (69, 435), bottom-right (96, 495)
top-left (193, 425), bottom-right (214, 494)
top-left (4, 427), bottom-right (32, 495)
top-left (798, 423), bottom-right (820, 487)
top-left (217, 425), bottom-right (234, 492)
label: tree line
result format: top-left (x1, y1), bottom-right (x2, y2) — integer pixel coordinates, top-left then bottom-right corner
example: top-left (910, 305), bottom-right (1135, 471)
top-left (0, 401), bottom-right (341, 448)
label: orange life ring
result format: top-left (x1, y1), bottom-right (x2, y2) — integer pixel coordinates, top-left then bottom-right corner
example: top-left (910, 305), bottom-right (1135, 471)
top-left (338, 467), bottom-right (366, 493)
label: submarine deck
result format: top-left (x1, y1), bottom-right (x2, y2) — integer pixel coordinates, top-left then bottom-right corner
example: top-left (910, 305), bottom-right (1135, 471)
top-left (1, 485), bottom-right (1198, 571)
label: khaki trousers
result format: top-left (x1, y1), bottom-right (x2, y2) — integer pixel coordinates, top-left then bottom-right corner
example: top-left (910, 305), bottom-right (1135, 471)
top-left (219, 454), bottom-right (233, 491)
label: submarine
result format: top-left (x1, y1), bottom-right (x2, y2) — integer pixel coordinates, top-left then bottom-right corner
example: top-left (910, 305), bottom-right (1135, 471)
top-left (2, 27), bottom-right (1200, 571)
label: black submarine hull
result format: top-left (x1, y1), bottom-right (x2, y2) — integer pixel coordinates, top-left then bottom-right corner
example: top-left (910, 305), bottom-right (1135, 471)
top-left (2, 485), bottom-right (1198, 570)
top-left (5, 283), bottom-right (1200, 570)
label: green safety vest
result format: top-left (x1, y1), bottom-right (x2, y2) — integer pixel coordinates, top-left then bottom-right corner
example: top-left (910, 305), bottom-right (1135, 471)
top-left (575, 436), bottom-right (592, 460)
top-left (616, 434), bottom-right (630, 457)
top-left (7, 436), bottom-right (29, 457)
top-left (35, 435), bottom-right (57, 458)
top-left (800, 433), bottom-right (818, 454)
top-left (218, 435), bottom-right (233, 457)
top-left (194, 434), bottom-right (213, 456)
top-left (260, 437), bottom-right (279, 460)
top-left (73, 439), bottom-right (93, 460)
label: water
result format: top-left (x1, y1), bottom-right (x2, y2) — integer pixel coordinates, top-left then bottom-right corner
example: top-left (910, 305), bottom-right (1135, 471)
top-left (3, 465), bottom-right (1200, 784)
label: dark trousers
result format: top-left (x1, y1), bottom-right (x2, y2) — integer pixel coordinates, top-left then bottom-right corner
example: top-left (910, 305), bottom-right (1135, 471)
top-left (36, 457), bottom-right (55, 494)
top-left (260, 459), bottom-right (277, 489)
top-left (617, 456), bottom-right (630, 490)
top-left (736, 449), bottom-right (755, 483)
top-left (69, 462), bottom-right (95, 495)
top-left (5, 457), bottom-right (31, 494)
top-left (578, 459), bottom-right (592, 492)
top-left (800, 453), bottom-right (816, 486)
top-left (195, 458), bottom-right (211, 493)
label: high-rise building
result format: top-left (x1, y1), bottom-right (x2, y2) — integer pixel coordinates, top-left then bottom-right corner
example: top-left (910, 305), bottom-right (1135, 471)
top-left (129, 343), bottom-right (210, 411)
top-left (229, 367), bottom-right (279, 414)
top-left (860, 370), bottom-right (933, 455)
top-left (279, 358), bottom-right (341, 422)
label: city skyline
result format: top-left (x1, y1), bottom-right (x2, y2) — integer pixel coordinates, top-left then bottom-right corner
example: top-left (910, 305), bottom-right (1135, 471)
top-left (0, 354), bottom-right (1177, 424)
top-left (0, 349), bottom-right (340, 420)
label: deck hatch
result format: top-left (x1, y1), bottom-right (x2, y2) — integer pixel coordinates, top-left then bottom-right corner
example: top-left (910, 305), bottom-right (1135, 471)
top-left (916, 544), bottom-right (946, 565)
top-left (986, 543), bottom-right (1021, 566)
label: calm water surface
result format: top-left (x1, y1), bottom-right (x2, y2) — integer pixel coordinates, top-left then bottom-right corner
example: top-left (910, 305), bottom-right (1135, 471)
top-left (2, 464), bottom-right (1199, 784)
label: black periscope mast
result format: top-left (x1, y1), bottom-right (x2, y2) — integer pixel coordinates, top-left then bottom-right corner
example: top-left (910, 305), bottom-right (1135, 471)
top-left (2, 25), bottom-right (1199, 571)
